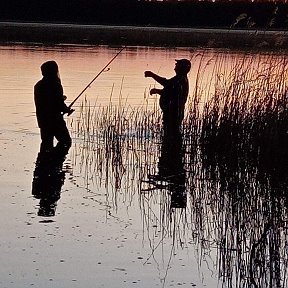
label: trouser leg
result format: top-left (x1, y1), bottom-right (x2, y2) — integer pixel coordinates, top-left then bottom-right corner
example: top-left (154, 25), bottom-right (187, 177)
top-left (40, 128), bottom-right (54, 153)
top-left (54, 120), bottom-right (72, 154)
top-left (163, 115), bottom-right (181, 140)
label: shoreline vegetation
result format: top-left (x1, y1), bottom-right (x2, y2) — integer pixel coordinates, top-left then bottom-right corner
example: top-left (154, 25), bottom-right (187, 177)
top-left (70, 52), bottom-right (288, 288)
top-left (1, 22), bottom-right (288, 48)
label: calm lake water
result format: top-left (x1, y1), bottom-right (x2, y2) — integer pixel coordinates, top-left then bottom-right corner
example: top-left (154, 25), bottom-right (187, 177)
top-left (0, 44), bottom-right (287, 288)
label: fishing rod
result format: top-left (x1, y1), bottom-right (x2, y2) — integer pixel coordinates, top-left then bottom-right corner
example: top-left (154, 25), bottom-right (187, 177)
top-left (67, 46), bottom-right (125, 114)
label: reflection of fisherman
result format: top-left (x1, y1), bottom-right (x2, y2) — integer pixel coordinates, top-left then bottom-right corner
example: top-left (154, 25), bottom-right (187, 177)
top-left (34, 61), bottom-right (73, 154)
top-left (159, 133), bottom-right (187, 208)
top-left (144, 59), bottom-right (191, 137)
top-left (32, 150), bottom-right (67, 217)
top-left (146, 132), bottom-right (187, 208)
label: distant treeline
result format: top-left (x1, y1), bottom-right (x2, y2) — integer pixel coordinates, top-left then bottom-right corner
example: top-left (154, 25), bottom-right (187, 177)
top-left (0, 0), bottom-right (287, 29)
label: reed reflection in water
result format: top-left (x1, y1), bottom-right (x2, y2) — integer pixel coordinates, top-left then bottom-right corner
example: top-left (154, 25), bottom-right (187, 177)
top-left (69, 50), bottom-right (288, 287)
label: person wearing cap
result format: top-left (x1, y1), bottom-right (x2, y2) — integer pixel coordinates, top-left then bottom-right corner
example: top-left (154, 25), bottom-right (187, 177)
top-left (34, 60), bottom-right (73, 154)
top-left (144, 59), bottom-right (191, 137)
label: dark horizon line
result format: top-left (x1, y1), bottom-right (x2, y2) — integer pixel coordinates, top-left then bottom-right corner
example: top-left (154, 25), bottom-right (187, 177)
top-left (0, 22), bottom-right (287, 49)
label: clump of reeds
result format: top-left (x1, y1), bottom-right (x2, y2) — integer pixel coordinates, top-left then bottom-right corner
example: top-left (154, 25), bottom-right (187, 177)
top-left (198, 53), bottom-right (288, 171)
top-left (69, 84), bottom-right (163, 209)
top-left (187, 52), bottom-right (288, 288)
top-left (68, 51), bottom-right (288, 288)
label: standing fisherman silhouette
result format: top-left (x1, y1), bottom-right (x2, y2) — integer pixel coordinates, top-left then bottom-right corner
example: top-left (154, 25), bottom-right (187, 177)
top-left (34, 61), bottom-right (73, 155)
top-left (144, 59), bottom-right (191, 138)
top-left (144, 59), bottom-right (190, 207)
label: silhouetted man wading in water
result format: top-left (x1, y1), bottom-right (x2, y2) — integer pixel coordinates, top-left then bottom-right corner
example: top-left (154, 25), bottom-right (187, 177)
top-left (34, 61), bottom-right (73, 154)
top-left (145, 59), bottom-right (191, 138)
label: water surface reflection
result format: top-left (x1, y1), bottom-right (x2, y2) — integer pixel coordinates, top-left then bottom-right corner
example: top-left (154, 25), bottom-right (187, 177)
top-left (145, 133), bottom-right (187, 209)
top-left (2, 44), bottom-right (288, 287)
top-left (32, 148), bottom-right (69, 217)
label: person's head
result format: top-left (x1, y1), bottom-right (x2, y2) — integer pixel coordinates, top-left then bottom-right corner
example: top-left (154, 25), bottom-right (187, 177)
top-left (41, 61), bottom-right (59, 79)
top-left (174, 59), bottom-right (191, 75)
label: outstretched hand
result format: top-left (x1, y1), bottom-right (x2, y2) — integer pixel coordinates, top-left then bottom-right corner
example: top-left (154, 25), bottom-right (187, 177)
top-left (144, 71), bottom-right (154, 78)
top-left (145, 71), bottom-right (161, 95)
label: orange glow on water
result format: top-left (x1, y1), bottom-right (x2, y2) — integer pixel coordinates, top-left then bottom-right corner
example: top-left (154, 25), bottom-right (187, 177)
top-left (0, 44), bottom-right (285, 135)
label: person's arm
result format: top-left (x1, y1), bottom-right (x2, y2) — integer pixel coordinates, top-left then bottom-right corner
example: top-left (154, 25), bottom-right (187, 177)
top-left (150, 88), bottom-right (163, 96)
top-left (144, 71), bottom-right (167, 86)
top-left (55, 83), bottom-right (73, 114)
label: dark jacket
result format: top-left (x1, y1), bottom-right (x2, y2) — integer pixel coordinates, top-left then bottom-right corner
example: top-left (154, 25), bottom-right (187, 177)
top-left (159, 74), bottom-right (189, 122)
top-left (34, 76), bottom-right (68, 128)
